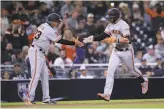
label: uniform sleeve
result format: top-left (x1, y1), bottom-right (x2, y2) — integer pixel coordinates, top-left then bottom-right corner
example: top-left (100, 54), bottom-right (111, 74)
top-left (57, 39), bottom-right (75, 45)
top-left (121, 23), bottom-right (130, 37)
top-left (47, 31), bottom-right (62, 42)
top-left (93, 32), bottom-right (110, 41)
top-left (104, 24), bottom-right (111, 35)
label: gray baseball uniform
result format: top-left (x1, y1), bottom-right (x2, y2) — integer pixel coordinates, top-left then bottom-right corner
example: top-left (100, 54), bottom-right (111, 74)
top-left (103, 19), bottom-right (143, 96)
top-left (26, 23), bottom-right (61, 102)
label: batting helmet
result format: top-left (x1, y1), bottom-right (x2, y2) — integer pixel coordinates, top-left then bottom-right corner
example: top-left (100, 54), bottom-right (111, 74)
top-left (47, 13), bottom-right (62, 24)
top-left (107, 8), bottom-right (120, 23)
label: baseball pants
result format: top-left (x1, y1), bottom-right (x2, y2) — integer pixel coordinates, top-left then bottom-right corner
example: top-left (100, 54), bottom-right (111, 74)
top-left (26, 46), bottom-right (50, 102)
top-left (104, 46), bottom-right (142, 96)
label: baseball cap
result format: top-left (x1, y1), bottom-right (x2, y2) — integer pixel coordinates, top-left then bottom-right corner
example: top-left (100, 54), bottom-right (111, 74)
top-left (132, 3), bottom-right (139, 9)
top-left (14, 63), bottom-right (21, 67)
top-left (141, 58), bottom-right (146, 62)
top-left (147, 45), bottom-right (154, 49)
top-left (156, 57), bottom-right (162, 61)
top-left (100, 17), bottom-right (107, 22)
top-left (87, 13), bottom-right (94, 18)
top-left (79, 65), bottom-right (86, 71)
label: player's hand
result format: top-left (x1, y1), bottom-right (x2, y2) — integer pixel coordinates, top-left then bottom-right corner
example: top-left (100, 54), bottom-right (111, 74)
top-left (75, 37), bottom-right (84, 47)
top-left (83, 35), bottom-right (94, 43)
top-left (119, 37), bottom-right (129, 43)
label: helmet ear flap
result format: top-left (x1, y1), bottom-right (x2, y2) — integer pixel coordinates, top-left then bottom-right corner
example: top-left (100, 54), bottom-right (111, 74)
top-left (46, 20), bottom-right (52, 25)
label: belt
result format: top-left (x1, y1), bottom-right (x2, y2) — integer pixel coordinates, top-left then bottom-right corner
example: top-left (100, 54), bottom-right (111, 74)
top-left (32, 45), bottom-right (45, 53)
top-left (115, 47), bottom-right (129, 51)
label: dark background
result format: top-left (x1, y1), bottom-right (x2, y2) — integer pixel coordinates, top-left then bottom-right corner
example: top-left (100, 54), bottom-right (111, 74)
top-left (1, 78), bottom-right (164, 102)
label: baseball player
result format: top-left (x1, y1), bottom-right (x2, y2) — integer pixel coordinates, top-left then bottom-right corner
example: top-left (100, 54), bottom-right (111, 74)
top-left (25, 13), bottom-right (83, 105)
top-left (83, 8), bottom-right (148, 101)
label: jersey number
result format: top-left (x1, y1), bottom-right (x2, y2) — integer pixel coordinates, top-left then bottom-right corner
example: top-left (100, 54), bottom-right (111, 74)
top-left (34, 30), bottom-right (42, 39)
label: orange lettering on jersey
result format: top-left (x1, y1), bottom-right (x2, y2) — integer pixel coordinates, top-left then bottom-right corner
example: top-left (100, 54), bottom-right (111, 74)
top-left (111, 30), bottom-right (123, 37)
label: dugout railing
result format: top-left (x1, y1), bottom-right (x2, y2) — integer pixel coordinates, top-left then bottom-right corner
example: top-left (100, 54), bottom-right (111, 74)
top-left (1, 63), bottom-right (158, 79)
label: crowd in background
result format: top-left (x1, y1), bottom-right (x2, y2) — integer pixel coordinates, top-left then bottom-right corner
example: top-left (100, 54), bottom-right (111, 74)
top-left (1, 1), bottom-right (164, 80)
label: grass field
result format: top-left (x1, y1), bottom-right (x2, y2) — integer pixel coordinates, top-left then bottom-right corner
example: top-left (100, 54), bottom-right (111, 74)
top-left (1, 99), bottom-right (164, 108)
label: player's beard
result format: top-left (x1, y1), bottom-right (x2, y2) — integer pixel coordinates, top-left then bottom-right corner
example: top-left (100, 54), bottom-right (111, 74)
top-left (109, 18), bottom-right (115, 23)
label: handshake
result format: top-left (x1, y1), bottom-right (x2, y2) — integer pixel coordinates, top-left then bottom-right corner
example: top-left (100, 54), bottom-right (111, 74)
top-left (74, 35), bottom-right (129, 47)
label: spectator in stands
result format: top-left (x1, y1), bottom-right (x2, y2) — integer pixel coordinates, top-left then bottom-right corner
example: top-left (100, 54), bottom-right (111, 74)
top-left (74, 1), bottom-right (87, 18)
top-left (84, 13), bottom-right (96, 36)
top-left (76, 20), bottom-right (88, 38)
top-left (154, 32), bottom-right (164, 57)
top-left (1, 35), bottom-right (8, 52)
top-left (26, 24), bottom-right (37, 39)
top-left (67, 10), bottom-right (79, 31)
top-left (86, 45), bottom-right (98, 63)
top-left (134, 51), bottom-right (143, 63)
top-left (12, 51), bottom-right (28, 75)
top-left (54, 49), bottom-right (73, 70)
top-left (153, 57), bottom-right (162, 72)
top-left (119, 2), bottom-right (131, 24)
top-left (74, 46), bottom-right (86, 64)
top-left (2, 71), bottom-right (11, 80)
top-left (61, 1), bottom-right (74, 17)
top-left (12, 51), bottom-right (24, 64)
top-left (96, 42), bottom-right (108, 63)
top-left (5, 24), bottom-right (29, 49)
top-left (115, 64), bottom-right (129, 78)
top-left (144, 1), bottom-right (164, 32)
top-left (29, 2), bottom-right (49, 26)
top-left (1, 8), bottom-right (10, 36)
top-left (1, 43), bottom-right (15, 64)
top-left (62, 30), bottom-right (76, 61)
top-left (139, 59), bottom-right (153, 76)
top-left (103, 69), bottom-right (108, 78)
top-left (143, 45), bottom-right (161, 63)
top-left (79, 65), bottom-right (93, 79)
top-left (154, 61), bottom-right (164, 77)
top-left (22, 45), bottom-right (29, 60)
top-left (74, 20), bottom-right (87, 64)
top-left (10, 63), bottom-right (29, 79)
top-left (12, 6), bottom-right (29, 25)
top-left (92, 1), bottom-right (108, 19)
top-left (25, 1), bottom-right (39, 14)
top-left (95, 17), bottom-right (107, 35)
top-left (132, 2), bottom-right (143, 21)
top-left (47, 44), bottom-right (59, 64)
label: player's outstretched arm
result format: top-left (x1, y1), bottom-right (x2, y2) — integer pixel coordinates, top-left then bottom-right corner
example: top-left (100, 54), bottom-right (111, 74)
top-left (83, 32), bottom-right (129, 44)
top-left (83, 32), bottom-right (110, 43)
top-left (57, 38), bottom-right (84, 47)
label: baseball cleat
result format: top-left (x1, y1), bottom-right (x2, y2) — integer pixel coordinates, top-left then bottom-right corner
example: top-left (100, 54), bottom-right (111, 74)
top-left (97, 93), bottom-right (110, 101)
top-left (141, 78), bottom-right (149, 94)
top-left (24, 100), bottom-right (32, 105)
top-left (42, 100), bottom-right (56, 104)
top-left (31, 100), bottom-right (36, 104)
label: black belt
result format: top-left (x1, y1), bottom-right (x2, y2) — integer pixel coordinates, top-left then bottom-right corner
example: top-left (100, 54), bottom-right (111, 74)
top-left (32, 45), bottom-right (45, 53)
top-left (115, 47), bottom-right (129, 51)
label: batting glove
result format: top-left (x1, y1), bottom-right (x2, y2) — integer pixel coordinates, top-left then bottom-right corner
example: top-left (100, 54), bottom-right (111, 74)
top-left (83, 35), bottom-right (94, 43)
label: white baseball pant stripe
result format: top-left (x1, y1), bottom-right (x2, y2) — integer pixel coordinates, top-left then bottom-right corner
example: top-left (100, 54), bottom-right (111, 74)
top-left (27, 47), bottom-right (50, 102)
top-left (104, 47), bottom-right (142, 96)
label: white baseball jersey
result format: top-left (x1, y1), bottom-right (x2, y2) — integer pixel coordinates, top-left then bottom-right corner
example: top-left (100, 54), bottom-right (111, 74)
top-left (102, 19), bottom-right (146, 97)
top-left (32, 23), bottom-right (62, 53)
top-left (104, 19), bottom-right (130, 49)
